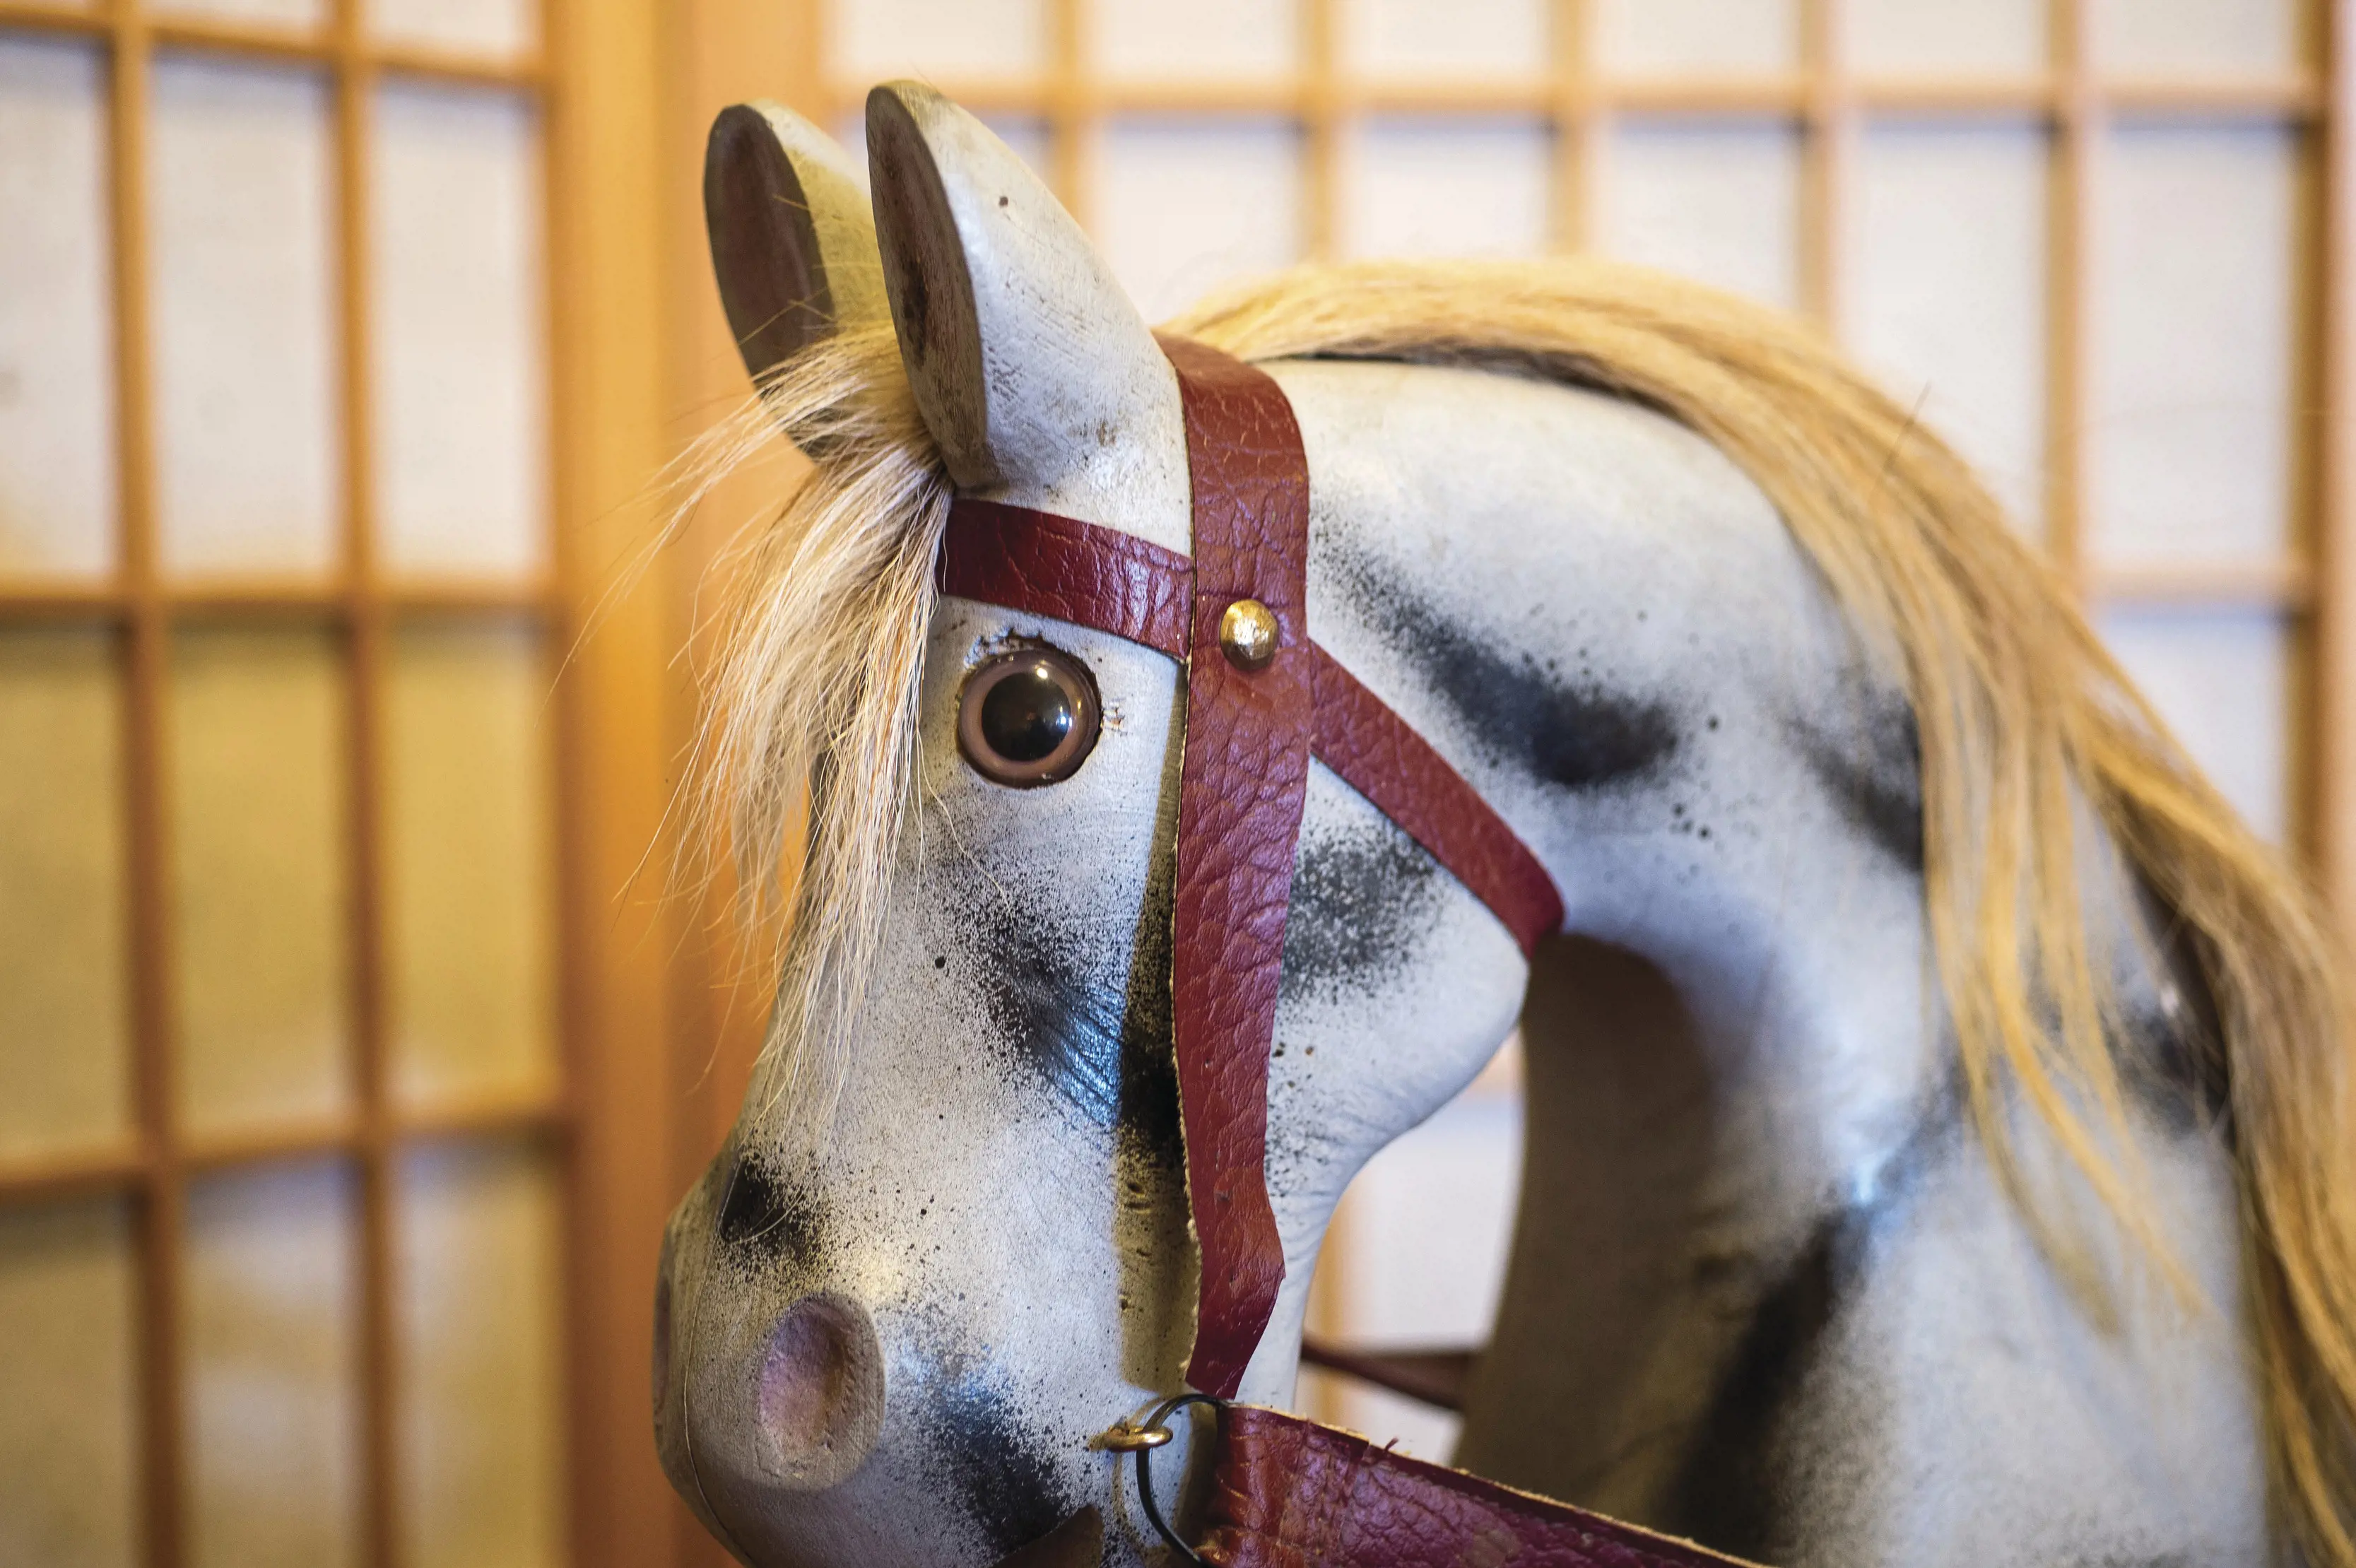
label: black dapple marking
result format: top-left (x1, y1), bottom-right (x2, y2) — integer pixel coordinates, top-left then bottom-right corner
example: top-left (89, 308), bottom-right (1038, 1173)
top-left (1324, 540), bottom-right (1680, 794)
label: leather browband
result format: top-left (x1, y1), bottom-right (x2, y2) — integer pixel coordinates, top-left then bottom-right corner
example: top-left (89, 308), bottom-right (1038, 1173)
top-left (936, 505), bottom-right (1563, 957)
top-left (936, 339), bottom-right (1563, 1398)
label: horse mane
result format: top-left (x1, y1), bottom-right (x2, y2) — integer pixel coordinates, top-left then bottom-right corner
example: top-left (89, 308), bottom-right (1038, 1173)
top-left (693, 258), bottom-right (2356, 1565)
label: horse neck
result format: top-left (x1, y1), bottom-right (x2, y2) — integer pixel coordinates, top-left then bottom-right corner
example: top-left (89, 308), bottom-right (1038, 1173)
top-left (1277, 356), bottom-right (2263, 1559)
top-left (1459, 850), bottom-right (2268, 1565)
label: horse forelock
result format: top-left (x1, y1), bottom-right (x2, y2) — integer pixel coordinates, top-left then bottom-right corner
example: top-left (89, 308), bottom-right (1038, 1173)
top-left (674, 321), bottom-right (950, 1162)
top-left (683, 259), bottom-right (2356, 1562)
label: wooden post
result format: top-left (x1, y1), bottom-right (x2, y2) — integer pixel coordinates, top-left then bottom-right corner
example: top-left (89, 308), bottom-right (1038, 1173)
top-left (546, 1), bottom-right (681, 1565)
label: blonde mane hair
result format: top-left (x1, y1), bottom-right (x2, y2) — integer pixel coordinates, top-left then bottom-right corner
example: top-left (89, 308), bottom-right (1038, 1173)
top-left (696, 258), bottom-right (2356, 1563)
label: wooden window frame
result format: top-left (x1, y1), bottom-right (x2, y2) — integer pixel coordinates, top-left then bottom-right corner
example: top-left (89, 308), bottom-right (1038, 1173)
top-left (0, 1), bottom-right (681, 1565)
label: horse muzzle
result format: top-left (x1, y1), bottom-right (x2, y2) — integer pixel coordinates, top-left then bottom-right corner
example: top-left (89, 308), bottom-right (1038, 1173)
top-left (654, 1178), bottom-right (892, 1561)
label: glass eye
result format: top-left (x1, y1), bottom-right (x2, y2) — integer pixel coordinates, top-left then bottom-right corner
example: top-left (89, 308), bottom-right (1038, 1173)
top-left (956, 647), bottom-right (1101, 787)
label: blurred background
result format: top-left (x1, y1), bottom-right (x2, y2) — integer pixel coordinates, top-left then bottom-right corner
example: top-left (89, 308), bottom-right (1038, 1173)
top-left (0, 0), bottom-right (2348, 1564)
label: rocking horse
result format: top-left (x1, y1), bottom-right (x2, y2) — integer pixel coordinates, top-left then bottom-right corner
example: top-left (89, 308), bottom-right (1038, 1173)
top-left (652, 82), bottom-right (2356, 1568)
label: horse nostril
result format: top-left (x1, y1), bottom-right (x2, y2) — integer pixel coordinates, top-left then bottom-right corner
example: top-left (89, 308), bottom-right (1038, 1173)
top-left (757, 1292), bottom-right (885, 1490)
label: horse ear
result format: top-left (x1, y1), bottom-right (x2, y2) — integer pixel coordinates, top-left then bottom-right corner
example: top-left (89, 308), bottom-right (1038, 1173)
top-left (703, 102), bottom-right (888, 399)
top-left (864, 81), bottom-right (1173, 495)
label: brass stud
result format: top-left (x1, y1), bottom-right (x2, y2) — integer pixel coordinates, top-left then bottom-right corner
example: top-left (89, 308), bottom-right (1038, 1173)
top-left (1218, 598), bottom-right (1279, 671)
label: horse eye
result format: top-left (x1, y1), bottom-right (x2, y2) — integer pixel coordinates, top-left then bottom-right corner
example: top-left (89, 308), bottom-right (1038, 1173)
top-left (956, 647), bottom-right (1101, 787)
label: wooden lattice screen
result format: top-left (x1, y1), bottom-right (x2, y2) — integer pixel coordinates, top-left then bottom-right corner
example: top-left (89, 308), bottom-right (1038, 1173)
top-left (0, 1), bottom-right (679, 1564)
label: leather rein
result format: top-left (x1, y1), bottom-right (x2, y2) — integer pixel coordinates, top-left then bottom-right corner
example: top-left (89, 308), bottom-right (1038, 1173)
top-left (941, 338), bottom-right (1753, 1568)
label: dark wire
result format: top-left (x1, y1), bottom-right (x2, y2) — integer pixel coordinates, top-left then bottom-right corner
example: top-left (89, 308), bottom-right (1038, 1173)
top-left (1134, 1393), bottom-right (1225, 1566)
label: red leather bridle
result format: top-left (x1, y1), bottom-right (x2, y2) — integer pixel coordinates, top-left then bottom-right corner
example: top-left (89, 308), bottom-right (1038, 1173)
top-left (942, 338), bottom-right (1753, 1568)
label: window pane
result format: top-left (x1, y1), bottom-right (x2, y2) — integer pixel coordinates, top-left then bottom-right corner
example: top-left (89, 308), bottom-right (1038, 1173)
top-left (1094, 0), bottom-right (1296, 80)
top-left (1341, 0), bottom-right (1548, 81)
top-left (2091, 0), bottom-right (2297, 76)
top-left (150, 57), bottom-right (340, 577)
top-left (1595, 0), bottom-right (1798, 76)
top-left (1601, 120), bottom-right (1801, 312)
top-left (387, 623), bottom-right (555, 1110)
top-left (1314, 1085), bottom-right (1519, 1462)
top-left (2089, 123), bottom-right (2293, 568)
top-left (827, 0), bottom-right (1047, 81)
top-left (1097, 119), bottom-right (1302, 323)
top-left (0, 37), bottom-right (115, 580)
top-left (0, 629), bottom-right (129, 1160)
top-left (152, 0), bottom-right (326, 30)
top-left (0, 1198), bottom-right (140, 1568)
top-left (397, 1140), bottom-right (563, 1568)
top-left (1342, 117), bottom-right (1551, 261)
top-left (170, 627), bottom-right (350, 1135)
top-left (365, 0), bottom-right (535, 59)
top-left (2100, 606), bottom-right (2290, 843)
top-left (1846, 122), bottom-right (2047, 536)
top-left (1845, 0), bottom-right (2045, 74)
top-left (184, 1161), bottom-right (360, 1568)
top-left (372, 84), bottom-right (546, 579)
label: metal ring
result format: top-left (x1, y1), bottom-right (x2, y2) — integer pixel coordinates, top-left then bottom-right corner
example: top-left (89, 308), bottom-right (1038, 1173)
top-left (1133, 1393), bottom-right (1224, 1567)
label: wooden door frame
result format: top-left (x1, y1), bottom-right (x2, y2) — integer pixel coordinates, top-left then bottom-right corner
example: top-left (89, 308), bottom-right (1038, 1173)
top-left (548, 0), bottom-right (691, 1564)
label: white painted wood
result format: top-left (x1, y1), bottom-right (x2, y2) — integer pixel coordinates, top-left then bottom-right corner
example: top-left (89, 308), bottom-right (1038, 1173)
top-left (866, 85), bottom-right (1194, 547)
top-left (834, 111), bottom-right (1052, 189)
top-left (743, 102), bottom-right (891, 340)
top-left (0, 37), bottom-right (115, 580)
top-left (371, 83), bottom-right (547, 579)
top-left (150, 56), bottom-right (341, 579)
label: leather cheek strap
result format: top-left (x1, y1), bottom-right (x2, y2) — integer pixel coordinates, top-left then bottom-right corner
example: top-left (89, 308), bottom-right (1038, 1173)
top-left (1159, 335), bottom-right (1312, 1400)
top-left (936, 341), bottom-right (1562, 1399)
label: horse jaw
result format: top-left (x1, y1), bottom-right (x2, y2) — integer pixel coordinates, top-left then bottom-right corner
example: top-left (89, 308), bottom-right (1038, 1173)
top-left (657, 574), bottom-right (1529, 1567)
